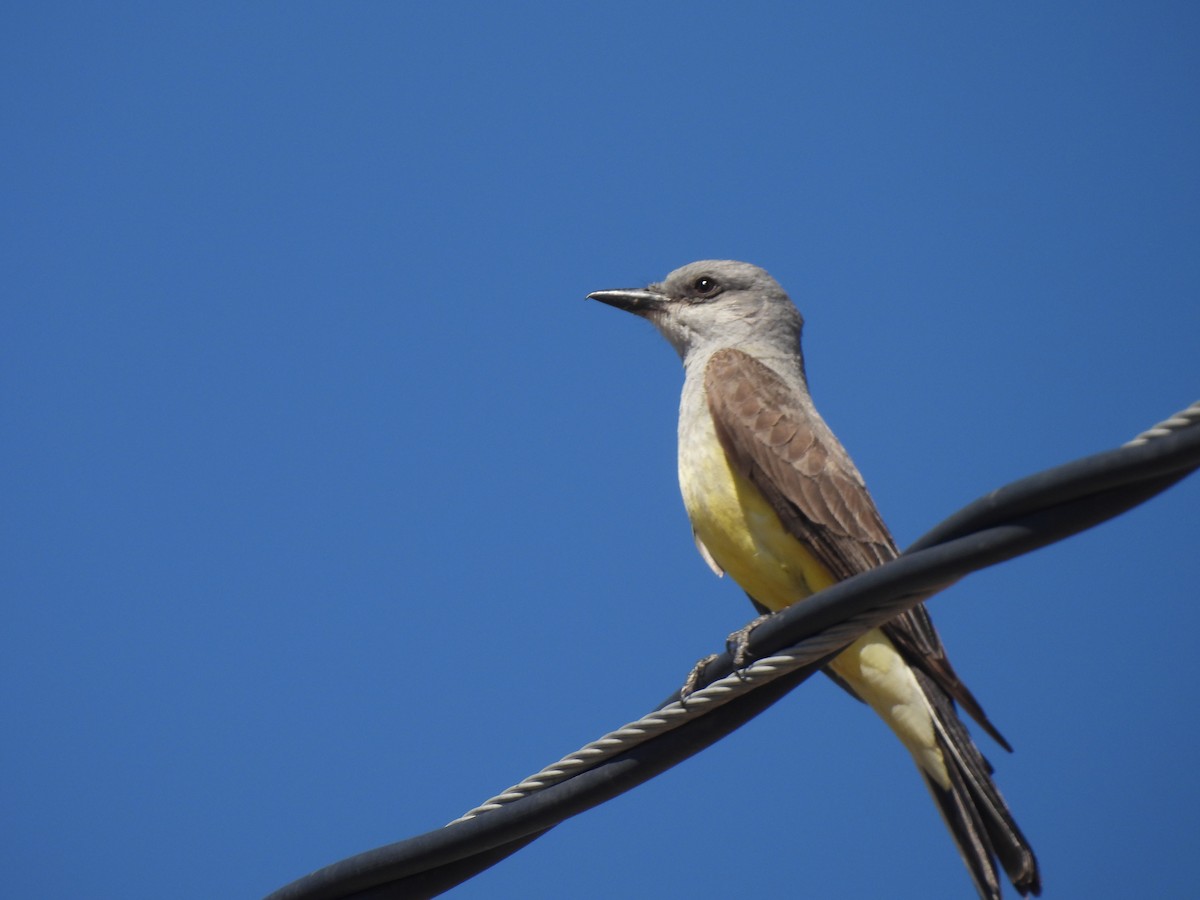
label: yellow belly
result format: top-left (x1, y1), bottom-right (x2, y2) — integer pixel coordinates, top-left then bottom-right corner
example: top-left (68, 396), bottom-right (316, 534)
top-left (679, 430), bottom-right (835, 610)
top-left (679, 421), bottom-right (948, 785)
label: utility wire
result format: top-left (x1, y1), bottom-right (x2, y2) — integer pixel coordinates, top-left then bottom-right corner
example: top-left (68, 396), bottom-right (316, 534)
top-left (266, 401), bottom-right (1200, 900)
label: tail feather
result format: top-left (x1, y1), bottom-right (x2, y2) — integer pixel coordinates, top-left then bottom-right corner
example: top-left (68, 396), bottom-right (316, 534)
top-left (921, 766), bottom-right (1003, 900)
top-left (914, 668), bottom-right (1041, 898)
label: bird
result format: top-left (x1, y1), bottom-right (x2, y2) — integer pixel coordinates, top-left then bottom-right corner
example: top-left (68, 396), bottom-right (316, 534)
top-left (588, 259), bottom-right (1040, 899)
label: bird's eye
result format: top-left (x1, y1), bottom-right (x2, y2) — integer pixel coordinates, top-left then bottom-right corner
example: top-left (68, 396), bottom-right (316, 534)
top-left (693, 276), bottom-right (719, 295)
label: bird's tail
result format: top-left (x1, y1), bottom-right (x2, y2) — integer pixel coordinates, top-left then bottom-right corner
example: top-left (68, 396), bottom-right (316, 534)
top-left (914, 667), bottom-right (1041, 899)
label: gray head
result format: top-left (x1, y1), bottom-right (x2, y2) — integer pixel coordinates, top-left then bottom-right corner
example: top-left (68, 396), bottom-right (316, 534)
top-left (588, 260), bottom-right (805, 366)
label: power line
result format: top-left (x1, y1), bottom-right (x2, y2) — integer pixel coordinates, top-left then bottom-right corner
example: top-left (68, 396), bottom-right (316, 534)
top-left (267, 401), bottom-right (1200, 900)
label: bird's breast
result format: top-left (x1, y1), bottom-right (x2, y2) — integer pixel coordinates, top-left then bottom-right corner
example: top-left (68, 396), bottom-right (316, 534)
top-left (676, 402), bottom-right (835, 610)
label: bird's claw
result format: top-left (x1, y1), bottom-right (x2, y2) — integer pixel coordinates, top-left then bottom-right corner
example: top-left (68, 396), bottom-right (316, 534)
top-left (726, 612), bottom-right (773, 672)
top-left (679, 612), bottom-right (776, 700)
top-left (680, 653), bottom-right (720, 700)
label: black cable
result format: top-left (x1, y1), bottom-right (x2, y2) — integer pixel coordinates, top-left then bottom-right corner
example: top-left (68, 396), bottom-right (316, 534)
top-left (266, 413), bottom-right (1200, 900)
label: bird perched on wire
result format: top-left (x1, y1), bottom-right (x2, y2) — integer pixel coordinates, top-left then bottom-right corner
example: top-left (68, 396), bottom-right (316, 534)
top-left (589, 259), bottom-right (1040, 899)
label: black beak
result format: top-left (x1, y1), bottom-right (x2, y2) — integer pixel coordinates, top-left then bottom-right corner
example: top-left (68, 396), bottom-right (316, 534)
top-left (586, 288), bottom-right (667, 315)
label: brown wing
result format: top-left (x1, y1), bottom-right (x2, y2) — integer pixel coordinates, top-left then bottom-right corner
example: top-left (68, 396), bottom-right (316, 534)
top-left (703, 347), bottom-right (1009, 748)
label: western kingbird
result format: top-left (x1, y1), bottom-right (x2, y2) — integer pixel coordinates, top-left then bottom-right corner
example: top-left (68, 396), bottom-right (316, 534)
top-left (588, 260), bottom-right (1039, 899)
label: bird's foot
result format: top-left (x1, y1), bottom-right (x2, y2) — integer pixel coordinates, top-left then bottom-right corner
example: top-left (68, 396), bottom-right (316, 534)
top-left (680, 653), bottom-right (720, 700)
top-left (679, 613), bottom-right (777, 700)
top-left (726, 612), bottom-right (773, 671)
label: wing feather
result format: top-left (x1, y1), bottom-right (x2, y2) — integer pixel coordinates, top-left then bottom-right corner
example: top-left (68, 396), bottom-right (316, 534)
top-left (703, 347), bottom-right (1009, 747)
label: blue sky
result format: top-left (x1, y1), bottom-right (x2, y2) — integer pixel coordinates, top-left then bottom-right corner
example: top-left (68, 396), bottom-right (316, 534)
top-left (4, 4), bottom-right (1198, 898)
